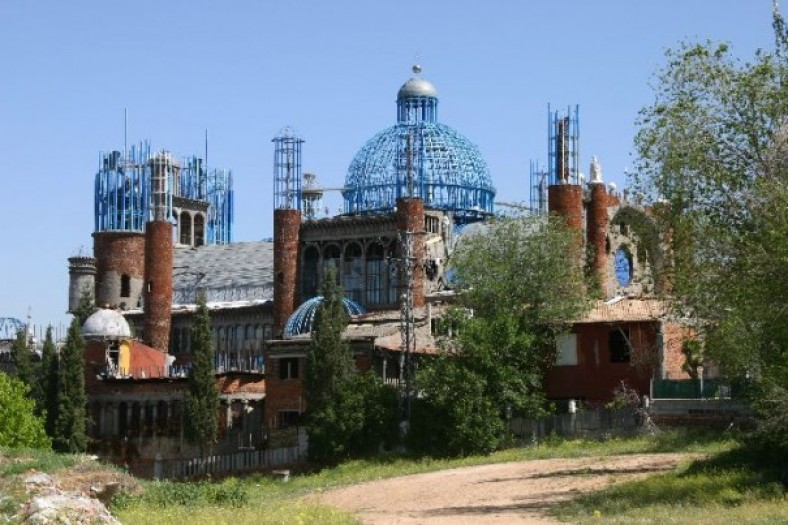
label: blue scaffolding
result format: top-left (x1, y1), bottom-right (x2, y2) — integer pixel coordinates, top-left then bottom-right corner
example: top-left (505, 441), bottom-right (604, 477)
top-left (94, 142), bottom-right (233, 244)
top-left (343, 68), bottom-right (495, 224)
top-left (272, 127), bottom-right (303, 211)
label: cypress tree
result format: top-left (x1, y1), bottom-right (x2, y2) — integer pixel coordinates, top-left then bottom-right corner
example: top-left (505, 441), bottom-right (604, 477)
top-left (53, 317), bottom-right (87, 453)
top-left (74, 287), bottom-right (97, 327)
top-left (184, 293), bottom-right (218, 455)
top-left (304, 265), bottom-right (361, 463)
top-left (10, 328), bottom-right (34, 387)
top-left (40, 326), bottom-right (59, 438)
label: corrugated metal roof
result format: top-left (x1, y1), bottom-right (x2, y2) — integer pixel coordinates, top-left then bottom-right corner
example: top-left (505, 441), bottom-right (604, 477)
top-left (576, 298), bottom-right (669, 324)
top-left (171, 242), bottom-right (274, 306)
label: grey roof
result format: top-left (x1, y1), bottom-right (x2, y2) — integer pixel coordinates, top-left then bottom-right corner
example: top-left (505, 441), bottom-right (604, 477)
top-left (171, 241), bottom-right (274, 306)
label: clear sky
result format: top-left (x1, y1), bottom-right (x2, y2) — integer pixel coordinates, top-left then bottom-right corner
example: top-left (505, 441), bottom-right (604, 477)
top-left (0, 1), bottom-right (777, 333)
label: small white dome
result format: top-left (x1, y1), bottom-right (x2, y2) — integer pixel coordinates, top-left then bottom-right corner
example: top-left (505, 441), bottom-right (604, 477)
top-left (82, 309), bottom-right (131, 339)
top-left (397, 78), bottom-right (438, 99)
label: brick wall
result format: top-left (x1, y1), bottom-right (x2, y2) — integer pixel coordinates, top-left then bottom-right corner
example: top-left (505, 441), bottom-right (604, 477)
top-left (586, 183), bottom-right (609, 292)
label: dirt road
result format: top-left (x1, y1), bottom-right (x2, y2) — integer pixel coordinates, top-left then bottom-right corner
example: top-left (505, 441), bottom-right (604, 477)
top-left (316, 453), bottom-right (691, 524)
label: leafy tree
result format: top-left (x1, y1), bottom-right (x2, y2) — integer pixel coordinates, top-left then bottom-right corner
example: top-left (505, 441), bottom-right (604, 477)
top-left (0, 373), bottom-right (50, 449)
top-left (410, 215), bottom-right (589, 456)
top-left (10, 328), bottom-right (34, 387)
top-left (633, 8), bottom-right (788, 454)
top-left (184, 293), bottom-right (219, 455)
top-left (39, 326), bottom-right (59, 438)
top-left (346, 372), bottom-right (399, 455)
top-left (449, 215), bottom-right (588, 348)
top-left (304, 265), bottom-right (361, 464)
top-left (74, 287), bottom-right (97, 327)
top-left (53, 317), bottom-right (87, 453)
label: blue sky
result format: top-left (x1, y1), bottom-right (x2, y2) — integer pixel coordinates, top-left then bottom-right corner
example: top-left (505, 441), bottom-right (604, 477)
top-left (0, 1), bottom-right (776, 332)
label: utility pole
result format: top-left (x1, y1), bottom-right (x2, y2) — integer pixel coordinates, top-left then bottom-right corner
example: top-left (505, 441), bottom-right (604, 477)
top-left (397, 229), bottom-right (416, 437)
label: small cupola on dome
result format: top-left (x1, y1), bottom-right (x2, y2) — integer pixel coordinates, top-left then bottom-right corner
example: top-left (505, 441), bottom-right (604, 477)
top-left (82, 308), bottom-right (132, 340)
top-left (283, 296), bottom-right (366, 339)
top-left (397, 64), bottom-right (438, 100)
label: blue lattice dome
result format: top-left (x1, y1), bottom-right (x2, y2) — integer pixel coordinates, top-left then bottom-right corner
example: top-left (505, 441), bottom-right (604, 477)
top-left (343, 66), bottom-right (495, 224)
top-left (284, 296), bottom-right (366, 339)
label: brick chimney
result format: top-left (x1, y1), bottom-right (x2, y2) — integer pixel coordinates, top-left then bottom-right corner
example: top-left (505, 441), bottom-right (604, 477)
top-left (273, 208), bottom-right (301, 337)
top-left (396, 197), bottom-right (425, 309)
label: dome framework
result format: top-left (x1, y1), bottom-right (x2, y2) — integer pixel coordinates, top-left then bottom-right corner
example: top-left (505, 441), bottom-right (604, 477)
top-left (343, 68), bottom-right (495, 224)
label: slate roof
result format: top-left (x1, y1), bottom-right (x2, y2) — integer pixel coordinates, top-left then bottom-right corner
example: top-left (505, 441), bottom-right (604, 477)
top-left (170, 241), bottom-right (274, 307)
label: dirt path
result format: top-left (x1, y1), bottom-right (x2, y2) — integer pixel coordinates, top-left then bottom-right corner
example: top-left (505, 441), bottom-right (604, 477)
top-left (315, 453), bottom-right (693, 524)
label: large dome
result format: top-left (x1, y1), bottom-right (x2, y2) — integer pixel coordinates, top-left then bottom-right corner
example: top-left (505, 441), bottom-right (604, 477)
top-left (82, 309), bottom-right (131, 339)
top-left (343, 67), bottom-right (495, 224)
top-left (284, 296), bottom-right (365, 339)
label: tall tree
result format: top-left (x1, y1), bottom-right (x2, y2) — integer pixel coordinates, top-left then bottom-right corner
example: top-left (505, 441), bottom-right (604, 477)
top-left (53, 317), bottom-right (87, 453)
top-left (304, 265), bottom-right (362, 464)
top-left (633, 7), bottom-right (788, 457)
top-left (39, 326), bottom-right (59, 438)
top-left (184, 293), bottom-right (219, 455)
top-left (10, 328), bottom-right (33, 387)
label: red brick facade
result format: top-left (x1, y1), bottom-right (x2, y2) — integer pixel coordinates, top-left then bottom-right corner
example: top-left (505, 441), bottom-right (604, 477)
top-left (546, 321), bottom-right (660, 403)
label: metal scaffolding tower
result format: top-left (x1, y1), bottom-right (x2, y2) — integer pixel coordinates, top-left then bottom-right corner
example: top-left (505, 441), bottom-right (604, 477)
top-left (547, 104), bottom-right (581, 186)
top-left (272, 127), bottom-right (303, 211)
top-left (528, 159), bottom-right (550, 215)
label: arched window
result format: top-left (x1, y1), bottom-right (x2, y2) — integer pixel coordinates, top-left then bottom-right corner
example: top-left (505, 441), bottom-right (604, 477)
top-left (179, 211), bottom-right (192, 245)
top-left (614, 246), bottom-right (634, 287)
top-left (302, 246), bottom-right (320, 300)
top-left (343, 243), bottom-right (363, 302)
top-left (365, 242), bottom-right (387, 306)
top-left (194, 214), bottom-right (205, 247)
top-left (120, 274), bottom-right (130, 298)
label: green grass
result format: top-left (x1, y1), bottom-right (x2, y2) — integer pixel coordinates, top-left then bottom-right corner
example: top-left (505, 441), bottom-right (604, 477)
top-left (552, 447), bottom-right (787, 524)
top-left (111, 429), bottom-right (735, 525)
top-left (3, 430), bottom-right (759, 525)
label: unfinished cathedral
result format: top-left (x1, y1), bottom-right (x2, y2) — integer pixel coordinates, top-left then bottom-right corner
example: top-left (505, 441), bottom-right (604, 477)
top-left (64, 66), bottom-right (690, 477)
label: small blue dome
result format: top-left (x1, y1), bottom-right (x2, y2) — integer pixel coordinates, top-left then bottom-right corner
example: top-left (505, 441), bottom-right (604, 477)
top-left (284, 296), bottom-right (366, 339)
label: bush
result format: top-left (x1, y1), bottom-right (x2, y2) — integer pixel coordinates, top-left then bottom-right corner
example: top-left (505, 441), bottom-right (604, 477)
top-left (0, 373), bottom-right (51, 449)
top-left (408, 358), bottom-right (504, 457)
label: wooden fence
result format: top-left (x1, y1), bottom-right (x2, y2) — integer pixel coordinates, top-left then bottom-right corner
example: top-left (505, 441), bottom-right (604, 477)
top-left (508, 408), bottom-right (642, 442)
top-left (162, 445), bottom-right (305, 480)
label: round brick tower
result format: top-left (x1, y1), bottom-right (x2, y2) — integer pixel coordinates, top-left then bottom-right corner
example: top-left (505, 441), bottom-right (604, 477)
top-left (587, 179), bottom-right (609, 295)
top-left (93, 231), bottom-right (146, 310)
top-left (67, 255), bottom-right (96, 313)
top-left (396, 197), bottom-right (425, 309)
top-left (273, 208), bottom-right (301, 337)
top-left (547, 184), bottom-right (583, 231)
